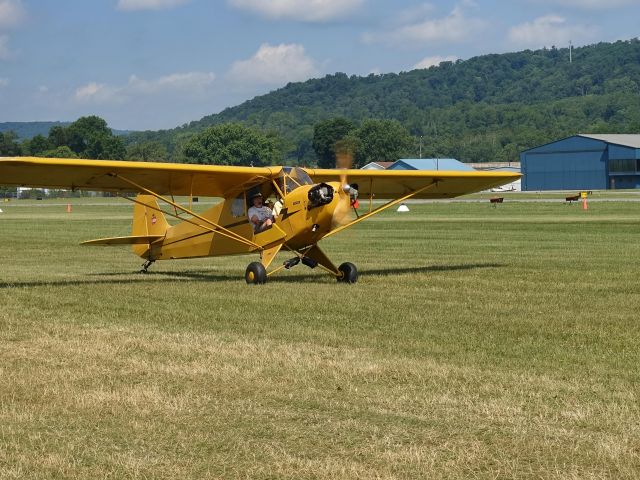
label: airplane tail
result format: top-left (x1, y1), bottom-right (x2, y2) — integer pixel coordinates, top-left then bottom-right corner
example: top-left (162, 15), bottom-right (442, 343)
top-left (131, 195), bottom-right (169, 258)
top-left (81, 195), bottom-right (169, 257)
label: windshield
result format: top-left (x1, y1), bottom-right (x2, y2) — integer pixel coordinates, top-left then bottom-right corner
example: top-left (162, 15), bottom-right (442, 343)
top-left (275, 167), bottom-right (314, 196)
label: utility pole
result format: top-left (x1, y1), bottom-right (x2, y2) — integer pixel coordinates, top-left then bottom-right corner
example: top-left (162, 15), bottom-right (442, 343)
top-left (419, 136), bottom-right (423, 158)
top-left (569, 40), bottom-right (572, 63)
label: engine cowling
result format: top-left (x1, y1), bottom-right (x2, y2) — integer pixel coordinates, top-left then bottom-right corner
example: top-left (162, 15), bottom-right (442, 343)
top-left (307, 182), bottom-right (334, 209)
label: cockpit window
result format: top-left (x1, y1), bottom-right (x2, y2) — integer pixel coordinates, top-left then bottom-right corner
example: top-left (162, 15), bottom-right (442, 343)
top-left (276, 167), bottom-right (314, 197)
top-left (289, 167), bottom-right (313, 186)
top-left (231, 192), bottom-right (246, 217)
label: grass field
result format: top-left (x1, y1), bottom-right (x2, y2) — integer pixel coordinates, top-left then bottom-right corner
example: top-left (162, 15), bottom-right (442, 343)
top-left (1, 196), bottom-right (639, 479)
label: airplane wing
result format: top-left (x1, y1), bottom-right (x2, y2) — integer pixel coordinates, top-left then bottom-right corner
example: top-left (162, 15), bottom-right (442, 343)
top-left (306, 168), bottom-right (520, 199)
top-left (0, 157), bottom-right (519, 200)
top-left (0, 157), bottom-right (279, 197)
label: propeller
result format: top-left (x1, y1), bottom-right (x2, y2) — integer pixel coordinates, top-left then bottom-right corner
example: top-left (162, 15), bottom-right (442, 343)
top-left (332, 149), bottom-right (359, 228)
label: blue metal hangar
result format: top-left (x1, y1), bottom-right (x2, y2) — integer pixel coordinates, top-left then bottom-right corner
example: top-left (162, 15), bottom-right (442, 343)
top-left (521, 134), bottom-right (640, 191)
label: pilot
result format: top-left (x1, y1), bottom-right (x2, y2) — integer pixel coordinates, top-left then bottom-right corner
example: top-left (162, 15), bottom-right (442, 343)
top-left (248, 192), bottom-right (273, 232)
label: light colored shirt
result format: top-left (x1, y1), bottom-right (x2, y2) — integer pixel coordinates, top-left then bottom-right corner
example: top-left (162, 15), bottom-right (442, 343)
top-left (248, 205), bottom-right (272, 224)
top-left (272, 199), bottom-right (283, 218)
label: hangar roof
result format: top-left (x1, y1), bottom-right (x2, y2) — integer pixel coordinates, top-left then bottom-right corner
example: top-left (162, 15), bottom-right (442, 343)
top-left (579, 134), bottom-right (640, 148)
top-left (389, 158), bottom-right (475, 171)
top-left (361, 161), bottom-right (394, 170)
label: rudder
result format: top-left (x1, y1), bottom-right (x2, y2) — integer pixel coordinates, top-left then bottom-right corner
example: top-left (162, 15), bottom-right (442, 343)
top-left (131, 194), bottom-right (169, 257)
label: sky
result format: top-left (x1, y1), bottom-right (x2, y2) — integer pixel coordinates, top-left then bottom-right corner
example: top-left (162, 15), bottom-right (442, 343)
top-left (1, 0), bottom-right (639, 131)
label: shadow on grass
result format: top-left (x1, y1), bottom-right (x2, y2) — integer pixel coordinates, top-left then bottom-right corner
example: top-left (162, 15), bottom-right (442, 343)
top-left (360, 263), bottom-right (504, 278)
top-left (0, 262), bottom-right (505, 289)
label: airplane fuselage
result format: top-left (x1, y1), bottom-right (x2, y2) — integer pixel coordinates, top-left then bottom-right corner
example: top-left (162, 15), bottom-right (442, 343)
top-left (143, 181), bottom-right (346, 261)
top-left (274, 181), bottom-right (343, 249)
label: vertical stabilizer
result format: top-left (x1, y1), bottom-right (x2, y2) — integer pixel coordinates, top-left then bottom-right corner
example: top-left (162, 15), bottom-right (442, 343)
top-left (131, 195), bottom-right (169, 258)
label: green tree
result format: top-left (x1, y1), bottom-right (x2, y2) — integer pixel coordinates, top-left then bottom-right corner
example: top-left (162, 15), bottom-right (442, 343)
top-left (66, 116), bottom-right (112, 154)
top-left (312, 118), bottom-right (355, 168)
top-left (26, 134), bottom-right (51, 155)
top-left (48, 126), bottom-right (68, 147)
top-left (46, 116), bottom-right (125, 159)
top-left (85, 134), bottom-right (126, 160)
top-left (0, 131), bottom-right (21, 156)
top-left (352, 119), bottom-right (415, 166)
top-left (41, 146), bottom-right (79, 158)
top-left (182, 123), bottom-right (282, 166)
top-left (126, 141), bottom-right (169, 162)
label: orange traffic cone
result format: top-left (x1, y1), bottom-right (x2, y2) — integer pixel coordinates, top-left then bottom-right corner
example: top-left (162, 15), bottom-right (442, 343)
top-left (67, 203), bottom-right (72, 213)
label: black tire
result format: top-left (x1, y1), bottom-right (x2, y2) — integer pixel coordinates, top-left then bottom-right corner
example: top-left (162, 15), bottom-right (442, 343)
top-left (245, 262), bottom-right (267, 284)
top-left (337, 262), bottom-right (358, 283)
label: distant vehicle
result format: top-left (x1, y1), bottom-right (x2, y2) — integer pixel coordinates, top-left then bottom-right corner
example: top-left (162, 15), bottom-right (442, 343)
top-left (490, 184), bottom-right (517, 192)
top-left (0, 157), bottom-right (518, 284)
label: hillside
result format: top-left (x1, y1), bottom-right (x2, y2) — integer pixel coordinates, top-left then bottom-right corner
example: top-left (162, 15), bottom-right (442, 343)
top-left (0, 122), bottom-right (132, 141)
top-left (117, 39), bottom-right (640, 163)
top-left (0, 122), bottom-right (71, 140)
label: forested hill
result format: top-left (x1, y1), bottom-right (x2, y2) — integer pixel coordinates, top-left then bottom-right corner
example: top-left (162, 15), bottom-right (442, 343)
top-left (0, 122), bottom-right (70, 140)
top-left (0, 122), bottom-right (131, 140)
top-left (135, 39), bottom-right (640, 164)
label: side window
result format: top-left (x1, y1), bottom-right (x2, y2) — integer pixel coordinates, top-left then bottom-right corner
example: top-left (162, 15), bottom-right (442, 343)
top-left (231, 192), bottom-right (246, 217)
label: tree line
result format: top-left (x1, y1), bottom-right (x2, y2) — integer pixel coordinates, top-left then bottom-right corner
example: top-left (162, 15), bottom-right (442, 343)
top-left (1, 115), bottom-right (413, 170)
top-left (1, 116), bottom-right (126, 159)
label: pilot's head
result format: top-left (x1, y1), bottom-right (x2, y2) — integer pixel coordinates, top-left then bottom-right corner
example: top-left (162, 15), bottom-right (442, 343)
top-left (251, 192), bottom-right (263, 206)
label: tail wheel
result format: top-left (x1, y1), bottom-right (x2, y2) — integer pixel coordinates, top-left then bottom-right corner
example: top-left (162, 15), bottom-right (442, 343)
top-left (337, 262), bottom-right (358, 284)
top-left (245, 262), bottom-right (267, 284)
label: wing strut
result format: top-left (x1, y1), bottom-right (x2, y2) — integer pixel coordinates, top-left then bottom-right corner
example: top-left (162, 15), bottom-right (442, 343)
top-left (322, 180), bottom-right (438, 240)
top-left (113, 173), bottom-right (262, 251)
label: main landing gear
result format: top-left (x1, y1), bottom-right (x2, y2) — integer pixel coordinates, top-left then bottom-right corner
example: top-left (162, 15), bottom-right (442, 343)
top-left (244, 256), bottom-right (358, 284)
top-left (245, 262), bottom-right (267, 284)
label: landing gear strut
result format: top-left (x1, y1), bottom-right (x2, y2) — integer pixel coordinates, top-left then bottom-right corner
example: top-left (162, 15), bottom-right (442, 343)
top-left (139, 259), bottom-right (155, 274)
top-left (245, 245), bottom-right (358, 284)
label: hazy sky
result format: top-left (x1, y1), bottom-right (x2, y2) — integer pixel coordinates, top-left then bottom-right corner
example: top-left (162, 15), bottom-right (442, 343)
top-left (1, 0), bottom-right (639, 130)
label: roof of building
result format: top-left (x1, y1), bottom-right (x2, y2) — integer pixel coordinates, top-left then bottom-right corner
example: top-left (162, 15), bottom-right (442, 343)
top-left (578, 134), bottom-right (640, 149)
top-left (390, 158), bottom-right (475, 171)
top-left (468, 162), bottom-right (520, 170)
top-left (360, 161), bottom-right (395, 170)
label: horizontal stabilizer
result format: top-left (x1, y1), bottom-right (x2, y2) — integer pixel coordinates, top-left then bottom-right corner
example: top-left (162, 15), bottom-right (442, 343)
top-left (81, 235), bottom-right (164, 246)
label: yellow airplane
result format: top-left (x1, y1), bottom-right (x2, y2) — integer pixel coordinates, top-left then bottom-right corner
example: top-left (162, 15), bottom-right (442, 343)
top-left (0, 157), bottom-right (519, 284)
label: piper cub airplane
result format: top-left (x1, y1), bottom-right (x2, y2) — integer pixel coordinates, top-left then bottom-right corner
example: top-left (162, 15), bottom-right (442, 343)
top-left (0, 157), bottom-right (519, 284)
